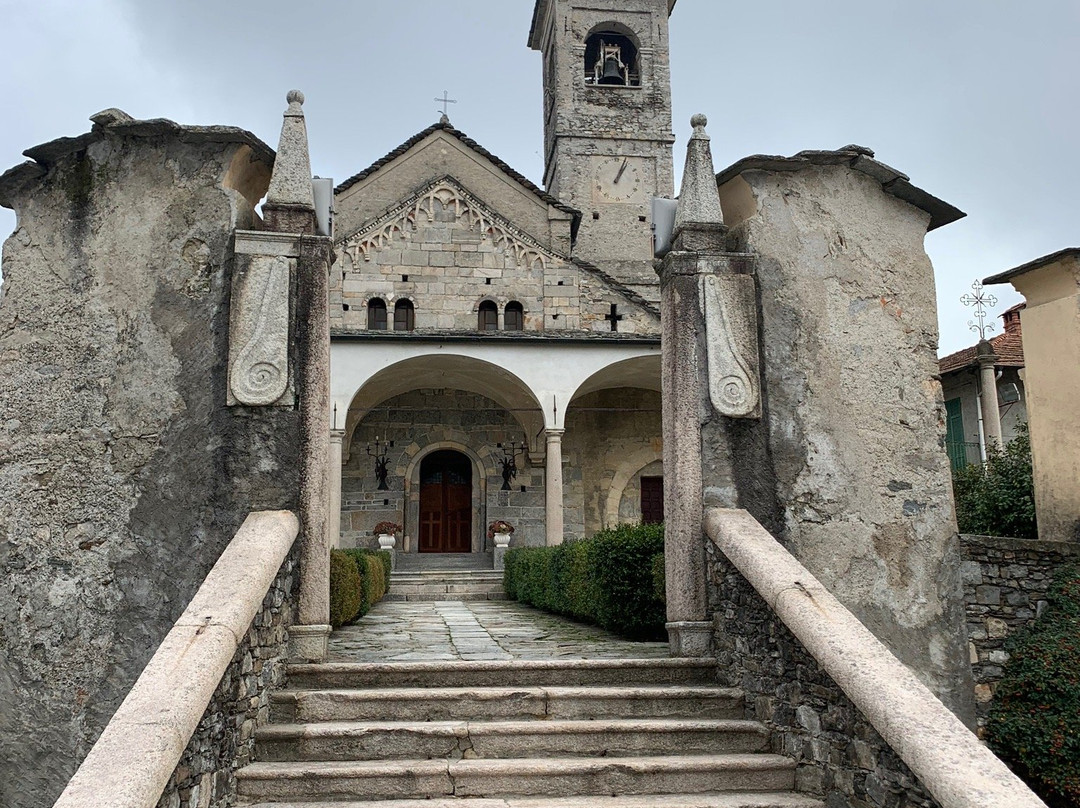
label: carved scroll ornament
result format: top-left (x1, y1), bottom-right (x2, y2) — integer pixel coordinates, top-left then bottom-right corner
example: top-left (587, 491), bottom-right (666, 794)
top-left (229, 255), bottom-right (291, 406)
top-left (700, 273), bottom-right (761, 418)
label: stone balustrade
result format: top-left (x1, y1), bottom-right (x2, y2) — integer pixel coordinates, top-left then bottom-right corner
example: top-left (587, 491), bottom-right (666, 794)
top-left (704, 507), bottom-right (1047, 808)
top-left (52, 510), bottom-right (300, 808)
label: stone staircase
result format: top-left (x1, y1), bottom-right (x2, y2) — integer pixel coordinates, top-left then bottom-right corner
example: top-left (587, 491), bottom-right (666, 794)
top-left (385, 554), bottom-right (506, 602)
top-left (236, 658), bottom-right (822, 806)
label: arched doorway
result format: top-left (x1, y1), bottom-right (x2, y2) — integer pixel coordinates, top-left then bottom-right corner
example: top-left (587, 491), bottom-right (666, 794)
top-left (419, 450), bottom-right (472, 552)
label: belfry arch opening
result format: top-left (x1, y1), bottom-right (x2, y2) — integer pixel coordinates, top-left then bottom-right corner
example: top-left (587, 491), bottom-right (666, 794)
top-left (584, 26), bottom-right (640, 87)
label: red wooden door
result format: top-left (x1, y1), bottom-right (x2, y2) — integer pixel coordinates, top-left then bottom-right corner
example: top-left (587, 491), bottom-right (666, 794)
top-left (419, 451), bottom-right (473, 552)
top-left (640, 476), bottom-right (664, 524)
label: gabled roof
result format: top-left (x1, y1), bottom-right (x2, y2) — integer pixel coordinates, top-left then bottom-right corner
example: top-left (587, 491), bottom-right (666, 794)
top-left (334, 120), bottom-right (579, 220)
top-left (984, 247), bottom-right (1080, 285)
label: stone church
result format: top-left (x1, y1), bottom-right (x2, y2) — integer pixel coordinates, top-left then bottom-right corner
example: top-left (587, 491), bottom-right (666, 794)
top-left (329, 0), bottom-right (677, 555)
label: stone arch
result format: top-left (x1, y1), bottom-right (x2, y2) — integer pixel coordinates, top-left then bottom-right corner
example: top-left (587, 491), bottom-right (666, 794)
top-left (341, 354), bottom-right (545, 461)
top-left (569, 354), bottom-right (661, 403)
top-left (401, 436), bottom-right (495, 555)
top-left (603, 447), bottom-right (663, 529)
top-left (583, 22), bottom-right (642, 87)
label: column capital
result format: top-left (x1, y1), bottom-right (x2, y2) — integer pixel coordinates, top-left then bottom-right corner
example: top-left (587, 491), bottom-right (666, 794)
top-left (329, 428), bottom-right (346, 443)
top-left (544, 428), bottom-right (566, 439)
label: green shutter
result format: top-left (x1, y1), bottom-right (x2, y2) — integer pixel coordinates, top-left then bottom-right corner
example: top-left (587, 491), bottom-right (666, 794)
top-left (944, 398), bottom-right (967, 472)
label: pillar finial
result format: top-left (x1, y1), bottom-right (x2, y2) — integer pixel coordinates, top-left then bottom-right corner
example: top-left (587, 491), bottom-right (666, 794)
top-left (673, 113), bottom-right (724, 231)
top-left (265, 89), bottom-right (315, 215)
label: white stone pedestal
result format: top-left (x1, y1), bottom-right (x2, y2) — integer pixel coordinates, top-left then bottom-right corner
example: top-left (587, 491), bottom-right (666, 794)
top-left (667, 620), bottom-right (712, 657)
top-left (493, 532), bottom-right (511, 570)
top-left (378, 534), bottom-right (397, 570)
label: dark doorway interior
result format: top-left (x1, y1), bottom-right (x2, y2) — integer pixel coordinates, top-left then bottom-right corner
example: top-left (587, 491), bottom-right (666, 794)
top-left (640, 475), bottom-right (664, 524)
top-left (419, 450), bottom-right (473, 552)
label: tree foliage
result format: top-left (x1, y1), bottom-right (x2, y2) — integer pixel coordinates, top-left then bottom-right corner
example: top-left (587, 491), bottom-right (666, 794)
top-left (986, 567), bottom-right (1080, 807)
top-left (952, 424), bottom-right (1037, 539)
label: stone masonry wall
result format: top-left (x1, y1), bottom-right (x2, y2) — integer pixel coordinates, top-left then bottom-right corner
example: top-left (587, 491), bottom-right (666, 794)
top-left (156, 547), bottom-right (297, 808)
top-left (563, 388), bottom-right (663, 537)
top-left (708, 542), bottom-right (941, 808)
top-left (959, 533), bottom-right (1080, 736)
top-left (332, 179), bottom-right (656, 335)
top-left (341, 389), bottom-right (545, 551)
top-left (0, 120), bottom-right (298, 808)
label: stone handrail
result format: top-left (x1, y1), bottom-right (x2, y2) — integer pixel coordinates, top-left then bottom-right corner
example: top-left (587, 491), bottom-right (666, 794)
top-left (53, 510), bottom-right (300, 808)
top-left (704, 507), bottom-right (1047, 808)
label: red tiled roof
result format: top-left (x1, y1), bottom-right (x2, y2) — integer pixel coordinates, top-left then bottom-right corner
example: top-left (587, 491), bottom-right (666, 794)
top-left (939, 307), bottom-right (1025, 375)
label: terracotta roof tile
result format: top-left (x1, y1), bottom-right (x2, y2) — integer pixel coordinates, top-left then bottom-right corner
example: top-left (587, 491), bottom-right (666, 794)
top-left (939, 314), bottom-right (1025, 375)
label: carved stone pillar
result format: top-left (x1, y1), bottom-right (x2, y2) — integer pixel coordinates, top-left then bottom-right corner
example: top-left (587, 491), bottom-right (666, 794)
top-left (328, 429), bottom-right (345, 550)
top-left (545, 429), bottom-right (565, 546)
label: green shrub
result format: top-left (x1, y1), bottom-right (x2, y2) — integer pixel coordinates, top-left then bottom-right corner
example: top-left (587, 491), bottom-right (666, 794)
top-left (651, 552), bottom-right (666, 605)
top-left (337, 549), bottom-right (392, 623)
top-left (987, 566), bottom-right (1080, 808)
top-left (952, 424), bottom-right (1037, 539)
top-left (503, 523), bottom-right (665, 640)
top-left (329, 549), bottom-right (363, 627)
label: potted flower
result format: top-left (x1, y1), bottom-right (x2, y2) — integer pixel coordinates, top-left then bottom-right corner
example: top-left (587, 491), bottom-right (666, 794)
top-left (373, 521), bottom-right (402, 551)
top-left (487, 520), bottom-right (515, 549)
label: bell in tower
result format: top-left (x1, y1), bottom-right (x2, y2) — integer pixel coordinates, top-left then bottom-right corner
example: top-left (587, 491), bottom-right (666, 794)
top-left (596, 40), bottom-right (628, 86)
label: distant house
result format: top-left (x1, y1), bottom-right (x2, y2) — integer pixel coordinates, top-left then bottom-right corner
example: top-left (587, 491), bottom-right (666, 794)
top-left (939, 303), bottom-right (1027, 471)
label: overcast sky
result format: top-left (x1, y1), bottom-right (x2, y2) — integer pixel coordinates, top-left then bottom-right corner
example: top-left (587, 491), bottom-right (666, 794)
top-left (2, 0), bottom-right (1077, 356)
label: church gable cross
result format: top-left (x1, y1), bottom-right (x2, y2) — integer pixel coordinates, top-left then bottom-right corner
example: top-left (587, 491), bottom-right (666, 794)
top-left (435, 90), bottom-right (457, 121)
top-left (604, 303), bottom-right (624, 332)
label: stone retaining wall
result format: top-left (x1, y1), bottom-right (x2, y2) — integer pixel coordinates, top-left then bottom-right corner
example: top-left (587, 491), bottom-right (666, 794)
top-left (707, 541), bottom-right (940, 808)
top-left (156, 547), bottom-right (298, 808)
top-left (959, 533), bottom-right (1080, 735)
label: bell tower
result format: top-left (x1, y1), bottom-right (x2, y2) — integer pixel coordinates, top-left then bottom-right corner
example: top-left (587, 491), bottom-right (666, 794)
top-left (528, 0), bottom-right (677, 299)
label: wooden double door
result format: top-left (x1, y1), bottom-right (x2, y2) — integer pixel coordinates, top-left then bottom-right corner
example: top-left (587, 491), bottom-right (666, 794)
top-left (419, 450), bottom-right (473, 553)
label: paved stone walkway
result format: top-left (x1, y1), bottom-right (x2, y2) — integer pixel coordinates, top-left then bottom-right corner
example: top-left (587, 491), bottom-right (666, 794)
top-left (328, 600), bottom-right (668, 662)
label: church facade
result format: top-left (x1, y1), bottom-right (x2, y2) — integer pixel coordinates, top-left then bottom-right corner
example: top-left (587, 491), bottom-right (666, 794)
top-left (328, 0), bottom-right (677, 555)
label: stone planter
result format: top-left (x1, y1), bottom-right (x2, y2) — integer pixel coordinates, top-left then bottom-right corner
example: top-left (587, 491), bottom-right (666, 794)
top-left (493, 531), bottom-right (511, 570)
top-left (377, 533), bottom-right (396, 570)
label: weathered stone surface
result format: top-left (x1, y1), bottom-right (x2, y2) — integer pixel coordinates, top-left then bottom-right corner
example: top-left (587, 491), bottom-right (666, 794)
top-left (227, 251), bottom-right (293, 407)
top-left (958, 533), bottom-right (1080, 736)
top-left (716, 159), bottom-right (975, 721)
top-left (0, 117), bottom-right (299, 808)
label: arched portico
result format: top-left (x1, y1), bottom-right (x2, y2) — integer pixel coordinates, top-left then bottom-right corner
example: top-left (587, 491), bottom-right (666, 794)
top-left (329, 336), bottom-right (661, 549)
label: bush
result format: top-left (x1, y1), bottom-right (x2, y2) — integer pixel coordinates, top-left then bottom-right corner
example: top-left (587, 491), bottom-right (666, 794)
top-left (503, 523), bottom-right (665, 639)
top-left (952, 424), bottom-right (1037, 539)
top-left (332, 549), bottom-right (393, 626)
top-left (329, 549), bottom-right (363, 628)
top-left (986, 567), bottom-right (1080, 807)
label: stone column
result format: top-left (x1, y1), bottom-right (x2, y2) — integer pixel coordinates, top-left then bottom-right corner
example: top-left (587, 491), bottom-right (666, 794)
top-left (545, 429), bottom-right (565, 545)
top-left (328, 429), bottom-right (345, 550)
top-left (977, 340), bottom-right (1002, 450)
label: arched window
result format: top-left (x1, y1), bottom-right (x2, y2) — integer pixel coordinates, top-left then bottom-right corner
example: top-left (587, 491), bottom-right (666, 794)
top-left (478, 300), bottom-right (498, 331)
top-left (584, 29), bottom-right (640, 87)
top-left (504, 301), bottom-right (524, 331)
top-left (394, 299), bottom-right (414, 331)
top-left (367, 298), bottom-right (387, 330)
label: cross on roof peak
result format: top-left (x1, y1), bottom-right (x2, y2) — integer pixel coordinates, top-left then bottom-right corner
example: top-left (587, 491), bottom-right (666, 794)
top-left (435, 90), bottom-right (457, 122)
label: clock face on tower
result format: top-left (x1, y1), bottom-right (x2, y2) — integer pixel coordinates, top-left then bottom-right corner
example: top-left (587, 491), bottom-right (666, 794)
top-left (593, 156), bottom-right (644, 203)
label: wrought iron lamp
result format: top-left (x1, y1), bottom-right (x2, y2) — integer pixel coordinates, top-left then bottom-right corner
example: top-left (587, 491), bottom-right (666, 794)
top-left (496, 441), bottom-right (525, 491)
top-left (367, 436), bottom-right (394, 491)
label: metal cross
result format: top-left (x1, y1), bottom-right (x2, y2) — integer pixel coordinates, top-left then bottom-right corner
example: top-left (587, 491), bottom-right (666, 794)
top-left (960, 279), bottom-right (998, 340)
top-left (604, 304), bottom-right (624, 332)
top-left (435, 90), bottom-right (457, 118)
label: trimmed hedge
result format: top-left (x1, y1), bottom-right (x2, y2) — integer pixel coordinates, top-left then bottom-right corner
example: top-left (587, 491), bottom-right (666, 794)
top-left (503, 523), bottom-right (665, 639)
top-left (986, 566), bottom-right (1080, 808)
top-left (329, 548), bottom-right (392, 627)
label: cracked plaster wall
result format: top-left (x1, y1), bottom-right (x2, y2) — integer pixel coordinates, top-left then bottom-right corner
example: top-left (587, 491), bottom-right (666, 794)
top-left (716, 165), bottom-right (975, 723)
top-left (0, 129), bottom-right (299, 807)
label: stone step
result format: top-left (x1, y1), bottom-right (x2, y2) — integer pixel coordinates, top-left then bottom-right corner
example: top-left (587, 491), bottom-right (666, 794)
top-left (255, 718), bottom-right (769, 761)
top-left (271, 685), bottom-right (744, 723)
top-left (382, 591), bottom-right (509, 603)
top-left (387, 582), bottom-right (506, 595)
top-left (236, 754), bottom-right (797, 801)
top-left (286, 658), bottom-right (718, 690)
top-left (396, 553), bottom-right (494, 571)
top-left (242, 795), bottom-right (824, 808)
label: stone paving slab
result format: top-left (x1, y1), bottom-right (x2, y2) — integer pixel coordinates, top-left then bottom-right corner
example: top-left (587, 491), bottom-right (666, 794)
top-left (328, 601), bottom-right (668, 662)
